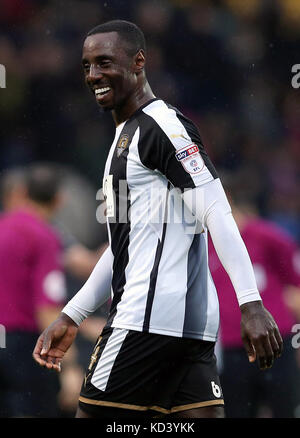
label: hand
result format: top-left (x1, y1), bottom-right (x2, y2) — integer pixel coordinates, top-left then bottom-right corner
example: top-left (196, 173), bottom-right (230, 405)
top-left (33, 313), bottom-right (79, 372)
top-left (240, 300), bottom-right (283, 370)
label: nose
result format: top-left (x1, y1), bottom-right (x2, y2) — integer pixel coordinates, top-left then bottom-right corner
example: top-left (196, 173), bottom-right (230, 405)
top-left (87, 63), bottom-right (103, 82)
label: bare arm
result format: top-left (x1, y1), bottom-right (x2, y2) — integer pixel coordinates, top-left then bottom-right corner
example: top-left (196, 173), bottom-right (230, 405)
top-left (33, 246), bottom-right (113, 371)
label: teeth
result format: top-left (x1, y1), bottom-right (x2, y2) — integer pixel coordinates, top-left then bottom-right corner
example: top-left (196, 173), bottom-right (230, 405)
top-left (95, 87), bottom-right (111, 95)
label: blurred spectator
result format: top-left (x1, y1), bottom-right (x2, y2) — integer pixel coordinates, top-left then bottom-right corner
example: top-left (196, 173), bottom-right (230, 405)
top-left (0, 163), bottom-right (67, 417)
top-left (209, 181), bottom-right (300, 418)
top-left (50, 167), bottom-right (109, 417)
top-left (0, 164), bottom-right (109, 417)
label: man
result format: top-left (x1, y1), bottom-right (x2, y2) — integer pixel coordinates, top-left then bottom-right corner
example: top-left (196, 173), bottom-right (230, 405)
top-left (32, 20), bottom-right (283, 419)
top-left (0, 164), bottom-right (67, 417)
top-left (209, 195), bottom-right (300, 418)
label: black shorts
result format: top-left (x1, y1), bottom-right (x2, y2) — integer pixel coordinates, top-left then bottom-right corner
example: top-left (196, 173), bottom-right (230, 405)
top-left (78, 327), bottom-right (224, 417)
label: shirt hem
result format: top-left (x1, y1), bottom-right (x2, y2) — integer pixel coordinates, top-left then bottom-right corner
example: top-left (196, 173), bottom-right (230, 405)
top-left (110, 322), bottom-right (217, 342)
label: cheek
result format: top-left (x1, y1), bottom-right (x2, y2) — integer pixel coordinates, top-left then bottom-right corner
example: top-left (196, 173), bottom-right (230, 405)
top-left (109, 67), bottom-right (136, 100)
top-left (123, 71), bottom-right (137, 94)
top-left (117, 66), bottom-right (136, 87)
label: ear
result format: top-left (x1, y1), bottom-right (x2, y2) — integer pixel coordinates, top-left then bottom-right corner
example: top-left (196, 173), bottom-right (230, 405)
top-left (133, 49), bottom-right (146, 73)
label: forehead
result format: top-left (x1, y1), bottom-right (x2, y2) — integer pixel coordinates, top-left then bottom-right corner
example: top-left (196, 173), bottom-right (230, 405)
top-left (82, 32), bottom-right (126, 59)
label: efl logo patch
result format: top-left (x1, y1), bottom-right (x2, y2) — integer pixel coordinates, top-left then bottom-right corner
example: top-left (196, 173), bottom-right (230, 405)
top-left (175, 144), bottom-right (204, 175)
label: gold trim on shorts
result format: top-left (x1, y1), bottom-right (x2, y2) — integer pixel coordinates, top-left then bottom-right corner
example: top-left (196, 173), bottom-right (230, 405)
top-left (170, 399), bottom-right (224, 413)
top-left (79, 396), bottom-right (224, 414)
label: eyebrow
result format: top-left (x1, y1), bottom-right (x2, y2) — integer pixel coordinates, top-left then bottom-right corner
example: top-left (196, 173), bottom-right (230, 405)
top-left (81, 55), bottom-right (113, 65)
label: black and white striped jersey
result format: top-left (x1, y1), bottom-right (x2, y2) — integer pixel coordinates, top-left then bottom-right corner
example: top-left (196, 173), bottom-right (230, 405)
top-left (103, 98), bottom-right (220, 341)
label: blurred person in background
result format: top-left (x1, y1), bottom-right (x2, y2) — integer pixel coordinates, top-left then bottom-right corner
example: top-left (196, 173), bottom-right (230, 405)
top-left (209, 178), bottom-right (300, 418)
top-left (50, 167), bottom-right (110, 416)
top-left (0, 163), bottom-right (67, 417)
top-left (0, 164), bottom-right (110, 417)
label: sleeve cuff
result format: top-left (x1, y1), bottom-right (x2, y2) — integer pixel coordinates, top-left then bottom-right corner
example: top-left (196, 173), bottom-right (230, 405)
top-left (62, 305), bottom-right (88, 326)
top-left (237, 290), bottom-right (262, 307)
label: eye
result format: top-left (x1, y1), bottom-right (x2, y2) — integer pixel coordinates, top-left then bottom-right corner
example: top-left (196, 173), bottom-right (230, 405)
top-left (100, 60), bottom-right (112, 68)
top-left (82, 63), bottom-right (90, 73)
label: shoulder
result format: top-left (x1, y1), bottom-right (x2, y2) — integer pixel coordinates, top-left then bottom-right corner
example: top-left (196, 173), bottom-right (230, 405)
top-left (137, 99), bottom-right (196, 139)
top-left (136, 99), bottom-right (203, 158)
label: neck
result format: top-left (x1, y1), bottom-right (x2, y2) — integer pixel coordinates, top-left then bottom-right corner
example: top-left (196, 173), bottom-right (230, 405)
top-left (112, 80), bottom-right (155, 126)
top-left (22, 201), bottom-right (54, 222)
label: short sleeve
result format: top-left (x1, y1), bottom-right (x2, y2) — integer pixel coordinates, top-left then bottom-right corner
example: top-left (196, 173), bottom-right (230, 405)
top-left (137, 102), bottom-right (218, 191)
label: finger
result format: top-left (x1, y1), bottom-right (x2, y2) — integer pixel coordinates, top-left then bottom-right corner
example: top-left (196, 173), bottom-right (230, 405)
top-left (32, 336), bottom-right (47, 366)
top-left (242, 335), bottom-right (256, 363)
top-left (41, 331), bottom-right (53, 356)
top-left (274, 328), bottom-right (283, 357)
top-left (55, 357), bottom-right (62, 372)
top-left (261, 336), bottom-right (274, 369)
top-left (269, 331), bottom-right (281, 359)
top-left (45, 355), bottom-right (62, 373)
top-left (33, 355), bottom-right (47, 367)
top-left (45, 360), bottom-right (54, 369)
top-left (253, 335), bottom-right (274, 369)
top-left (252, 338), bottom-right (268, 369)
top-left (44, 355), bottom-right (55, 370)
top-left (41, 324), bottom-right (68, 355)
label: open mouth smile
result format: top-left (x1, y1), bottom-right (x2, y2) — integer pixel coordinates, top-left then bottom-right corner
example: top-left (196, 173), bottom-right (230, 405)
top-left (94, 87), bottom-right (111, 98)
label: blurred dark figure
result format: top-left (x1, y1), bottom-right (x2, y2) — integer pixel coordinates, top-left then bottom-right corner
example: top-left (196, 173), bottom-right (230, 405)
top-left (48, 168), bottom-right (109, 416)
top-left (0, 164), bottom-right (67, 417)
top-left (209, 186), bottom-right (300, 418)
top-left (0, 164), bottom-right (109, 417)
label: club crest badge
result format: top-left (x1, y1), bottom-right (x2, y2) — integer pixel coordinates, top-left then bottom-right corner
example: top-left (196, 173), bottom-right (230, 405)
top-left (116, 134), bottom-right (129, 157)
top-left (175, 143), bottom-right (204, 175)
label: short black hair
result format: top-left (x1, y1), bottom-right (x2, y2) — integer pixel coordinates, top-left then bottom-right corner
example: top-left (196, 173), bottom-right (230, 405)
top-left (25, 163), bottom-right (62, 205)
top-left (0, 166), bottom-right (26, 202)
top-left (87, 20), bottom-right (146, 56)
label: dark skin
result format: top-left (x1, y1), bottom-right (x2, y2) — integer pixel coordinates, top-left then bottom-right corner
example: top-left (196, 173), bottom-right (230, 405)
top-left (81, 31), bottom-right (155, 125)
top-left (33, 31), bottom-right (283, 419)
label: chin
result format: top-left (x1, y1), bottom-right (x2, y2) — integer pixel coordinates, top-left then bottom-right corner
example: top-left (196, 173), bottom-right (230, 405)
top-left (98, 100), bottom-right (115, 111)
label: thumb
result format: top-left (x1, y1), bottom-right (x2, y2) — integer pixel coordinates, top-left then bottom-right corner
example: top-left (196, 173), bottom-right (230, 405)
top-left (40, 324), bottom-right (68, 355)
top-left (41, 331), bottom-right (52, 356)
top-left (243, 336), bottom-right (256, 363)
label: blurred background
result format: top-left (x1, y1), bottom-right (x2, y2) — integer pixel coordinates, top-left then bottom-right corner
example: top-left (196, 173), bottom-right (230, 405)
top-left (0, 0), bottom-right (299, 418)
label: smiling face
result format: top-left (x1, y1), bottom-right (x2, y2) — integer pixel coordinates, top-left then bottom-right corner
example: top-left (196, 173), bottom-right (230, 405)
top-left (82, 32), bottom-right (141, 114)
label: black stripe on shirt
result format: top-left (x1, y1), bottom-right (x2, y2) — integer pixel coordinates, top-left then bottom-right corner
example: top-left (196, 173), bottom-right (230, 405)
top-left (166, 103), bottom-right (218, 180)
top-left (136, 111), bottom-right (197, 191)
top-left (142, 182), bottom-right (170, 332)
top-left (106, 118), bottom-right (138, 327)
